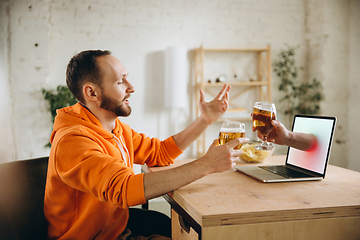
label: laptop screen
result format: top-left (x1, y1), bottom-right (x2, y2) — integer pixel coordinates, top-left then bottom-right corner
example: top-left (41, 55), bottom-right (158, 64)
top-left (286, 115), bottom-right (336, 175)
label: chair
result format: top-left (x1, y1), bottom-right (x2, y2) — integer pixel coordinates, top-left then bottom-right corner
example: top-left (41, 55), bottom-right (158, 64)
top-left (0, 157), bottom-right (49, 240)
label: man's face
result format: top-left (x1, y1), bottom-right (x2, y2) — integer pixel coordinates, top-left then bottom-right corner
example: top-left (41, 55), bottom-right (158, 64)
top-left (97, 55), bottom-right (135, 117)
top-left (99, 87), bottom-right (132, 117)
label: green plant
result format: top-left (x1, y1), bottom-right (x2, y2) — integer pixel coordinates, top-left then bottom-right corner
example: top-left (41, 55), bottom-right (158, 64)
top-left (273, 45), bottom-right (324, 124)
top-left (41, 85), bottom-right (77, 147)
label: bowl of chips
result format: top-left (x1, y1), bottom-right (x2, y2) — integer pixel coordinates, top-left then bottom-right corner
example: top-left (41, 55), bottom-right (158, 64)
top-left (239, 140), bottom-right (275, 163)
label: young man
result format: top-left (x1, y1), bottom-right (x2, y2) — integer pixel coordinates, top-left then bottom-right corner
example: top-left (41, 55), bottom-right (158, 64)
top-left (44, 50), bottom-right (248, 239)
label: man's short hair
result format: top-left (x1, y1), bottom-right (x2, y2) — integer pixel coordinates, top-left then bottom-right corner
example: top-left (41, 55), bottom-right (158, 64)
top-left (66, 50), bottom-right (111, 103)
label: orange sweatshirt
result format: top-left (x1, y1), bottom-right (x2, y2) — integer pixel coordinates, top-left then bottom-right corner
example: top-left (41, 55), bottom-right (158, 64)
top-left (44, 103), bottom-right (183, 239)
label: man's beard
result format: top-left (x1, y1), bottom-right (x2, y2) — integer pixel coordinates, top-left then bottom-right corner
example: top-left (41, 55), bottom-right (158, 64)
top-left (100, 92), bottom-right (132, 117)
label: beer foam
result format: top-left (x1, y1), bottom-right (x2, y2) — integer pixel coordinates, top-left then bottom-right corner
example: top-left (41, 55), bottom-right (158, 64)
top-left (220, 128), bottom-right (245, 133)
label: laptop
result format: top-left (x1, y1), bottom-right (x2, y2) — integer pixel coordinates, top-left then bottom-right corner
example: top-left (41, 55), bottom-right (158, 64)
top-left (235, 114), bottom-right (337, 183)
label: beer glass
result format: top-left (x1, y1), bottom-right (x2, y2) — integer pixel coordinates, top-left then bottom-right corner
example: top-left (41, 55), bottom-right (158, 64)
top-left (219, 120), bottom-right (245, 149)
top-left (252, 101), bottom-right (277, 150)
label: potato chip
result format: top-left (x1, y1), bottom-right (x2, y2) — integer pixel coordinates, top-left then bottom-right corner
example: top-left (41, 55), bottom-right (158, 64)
top-left (239, 142), bottom-right (274, 163)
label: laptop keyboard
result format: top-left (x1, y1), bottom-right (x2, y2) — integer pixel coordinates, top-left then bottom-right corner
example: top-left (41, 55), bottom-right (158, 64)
top-left (259, 165), bottom-right (314, 179)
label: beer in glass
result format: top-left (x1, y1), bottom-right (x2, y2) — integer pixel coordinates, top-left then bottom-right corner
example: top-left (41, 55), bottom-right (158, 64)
top-left (219, 120), bottom-right (245, 149)
top-left (252, 101), bottom-right (276, 150)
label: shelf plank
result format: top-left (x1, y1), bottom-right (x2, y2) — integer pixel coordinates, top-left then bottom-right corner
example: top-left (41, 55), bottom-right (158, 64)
top-left (200, 48), bottom-right (268, 52)
top-left (202, 48), bottom-right (269, 52)
top-left (196, 81), bottom-right (270, 87)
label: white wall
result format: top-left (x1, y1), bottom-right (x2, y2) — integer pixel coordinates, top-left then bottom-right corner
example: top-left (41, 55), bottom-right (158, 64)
top-left (8, 0), bottom-right (53, 162)
top-left (0, 0), bottom-right (359, 172)
top-left (348, 0), bottom-right (360, 171)
top-left (304, 0), bottom-right (351, 169)
top-left (0, 0), bottom-right (16, 162)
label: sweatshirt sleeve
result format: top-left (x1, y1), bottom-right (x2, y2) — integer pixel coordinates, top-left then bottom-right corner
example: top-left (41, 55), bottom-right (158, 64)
top-left (130, 131), bottom-right (183, 167)
top-left (53, 131), bottom-right (146, 208)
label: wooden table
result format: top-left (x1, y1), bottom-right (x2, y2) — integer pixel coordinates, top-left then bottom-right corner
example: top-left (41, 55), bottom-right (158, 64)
top-left (142, 155), bottom-right (360, 240)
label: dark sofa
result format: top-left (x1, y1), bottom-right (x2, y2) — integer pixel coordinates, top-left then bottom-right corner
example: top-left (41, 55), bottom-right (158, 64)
top-left (0, 157), bottom-right (49, 240)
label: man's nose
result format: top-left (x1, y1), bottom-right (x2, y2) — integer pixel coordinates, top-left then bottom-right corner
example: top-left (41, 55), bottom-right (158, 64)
top-left (126, 81), bottom-right (135, 93)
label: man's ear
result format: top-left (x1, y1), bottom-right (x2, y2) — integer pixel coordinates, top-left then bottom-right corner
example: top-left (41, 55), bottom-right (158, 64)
top-left (83, 84), bottom-right (100, 103)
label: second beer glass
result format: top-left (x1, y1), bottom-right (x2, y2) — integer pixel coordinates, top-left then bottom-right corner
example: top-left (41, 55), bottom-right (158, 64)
top-left (219, 120), bottom-right (245, 149)
top-left (252, 101), bottom-right (277, 150)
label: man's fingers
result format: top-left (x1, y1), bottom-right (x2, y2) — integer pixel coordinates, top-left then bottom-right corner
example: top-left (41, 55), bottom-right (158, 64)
top-left (271, 120), bottom-right (280, 127)
top-left (232, 149), bottom-right (243, 158)
top-left (226, 137), bottom-right (249, 148)
top-left (257, 131), bottom-right (264, 139)
top-left (216, 84), bottom-right (226, 100)
top-left (231, 162), bottom-right (236, 169)
top-left (223, 85), bottom-right (231, 100)
top-left (222, 93), bottom-right (229, 111)
top-left (211, 139), bottom-right (219, 147)
top-left (224, 91), bottom-right (230, 102)
top-left (216, 84), bottom-right (230, 100)
top-left (199, 89), bottom-right (205, 103)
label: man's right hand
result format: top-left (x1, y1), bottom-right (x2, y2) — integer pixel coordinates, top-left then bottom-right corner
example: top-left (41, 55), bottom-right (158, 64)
top-left (200, 138), bottom-right (249, 173)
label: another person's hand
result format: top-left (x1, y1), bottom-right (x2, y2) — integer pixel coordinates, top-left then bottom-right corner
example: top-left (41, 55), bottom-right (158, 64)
top-left (252, 119), bottom-right (317, 151)
top-left (198, 84), bottom-right (230, 124)
top-left (200, 137), bottom-right (249, 173)
top-left (252, 120), bottom-right (290, 146)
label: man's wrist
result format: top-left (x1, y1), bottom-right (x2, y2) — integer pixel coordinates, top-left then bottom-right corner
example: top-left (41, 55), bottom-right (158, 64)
top-left (284, 131), bottom-right (294, 146)
top-left (193, 156), bottom-right (212, 176)
top-left (198, 114), bottom-right (214, 126)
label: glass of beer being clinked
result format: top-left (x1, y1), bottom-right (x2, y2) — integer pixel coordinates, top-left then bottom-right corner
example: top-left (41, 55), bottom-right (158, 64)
top-left (252, 101), bottom-right (277, 150)
top-left (219, 120), bottom-right (245, 150)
